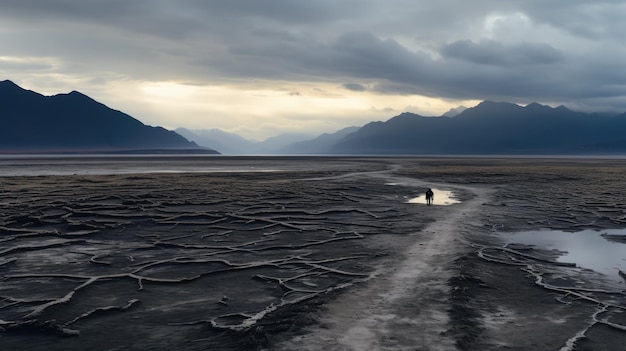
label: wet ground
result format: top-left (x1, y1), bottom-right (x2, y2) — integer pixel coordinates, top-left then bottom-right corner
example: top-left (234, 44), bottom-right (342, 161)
top-left (1, 157), bottom-right (626, 350)
top-left (500, 229), bottom-right (626, 282)
top-left (395, 158), bottom-right (626, 350)
top-left (407, 187), bottom-right (461, 206)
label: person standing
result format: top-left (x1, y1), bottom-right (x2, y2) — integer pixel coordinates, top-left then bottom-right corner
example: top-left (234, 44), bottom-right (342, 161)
top-left (425, 188), bottom-right (434, 205)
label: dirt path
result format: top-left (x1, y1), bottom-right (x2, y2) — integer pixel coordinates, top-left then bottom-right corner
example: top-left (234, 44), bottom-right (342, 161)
top-left (274, 171), bottom-right (491, 351)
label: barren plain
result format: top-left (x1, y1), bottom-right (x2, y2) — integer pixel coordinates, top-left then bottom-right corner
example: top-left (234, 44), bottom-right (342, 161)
top-left (1, 157), bottom-right (625, 350)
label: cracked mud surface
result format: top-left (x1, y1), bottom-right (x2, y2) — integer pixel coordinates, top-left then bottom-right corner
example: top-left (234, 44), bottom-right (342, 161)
top-left (0, 159), bottom-right (436, 350)
top-left (396, 158), bottom-right (626, 351)
top-left (1, 157), bottom-right (626, 350)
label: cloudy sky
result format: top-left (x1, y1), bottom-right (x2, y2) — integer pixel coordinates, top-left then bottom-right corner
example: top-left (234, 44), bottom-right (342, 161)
top-left (1, 1), bottom-right (625, 140)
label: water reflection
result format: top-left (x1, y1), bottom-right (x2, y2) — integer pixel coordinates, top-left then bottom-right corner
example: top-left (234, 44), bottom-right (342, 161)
top-left (500, 229), bottom-right (626, 282)
top-left (0, 156), bottom-right (282, 176)
top-left (407, 188), bottom-right (461, 206)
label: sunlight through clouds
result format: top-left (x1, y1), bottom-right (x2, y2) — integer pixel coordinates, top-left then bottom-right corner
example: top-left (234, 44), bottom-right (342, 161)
top-left (140, 82), bottom-right (199, 100)
top-left (125, 80), bottom-right (477, 139)
top-left (0, 55), bottom-right (57, 70)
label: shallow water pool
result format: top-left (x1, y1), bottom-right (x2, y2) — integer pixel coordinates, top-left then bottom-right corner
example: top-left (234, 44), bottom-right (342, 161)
top-left (407, 188), bottom-right (461, 206)
top-left (500, 229), bottom-right (626, 282)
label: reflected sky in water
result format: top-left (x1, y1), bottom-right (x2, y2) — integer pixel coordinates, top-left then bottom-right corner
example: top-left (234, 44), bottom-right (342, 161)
top-left (501, 229), bottom-right (626, 282)
top-left (0, 155), bottom-right (282, 176)
top-left (407, 188), bottom-right (461, 206)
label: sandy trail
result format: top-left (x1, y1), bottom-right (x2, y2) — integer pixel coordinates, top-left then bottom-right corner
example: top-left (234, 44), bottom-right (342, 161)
top-left (274, 170), bottom-right (491, 351)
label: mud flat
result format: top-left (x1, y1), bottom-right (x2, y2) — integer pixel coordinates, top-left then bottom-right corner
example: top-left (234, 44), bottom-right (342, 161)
top-left (1, 157), bottom-right (626, 350)
top-left (274, 157), bottom-right (626, 350)
top-left (392, 158), bottom-right (626, 351)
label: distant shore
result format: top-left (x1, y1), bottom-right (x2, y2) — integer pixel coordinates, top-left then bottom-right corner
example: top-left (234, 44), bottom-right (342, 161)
top-left (0, 148), bottom-right (219, 155)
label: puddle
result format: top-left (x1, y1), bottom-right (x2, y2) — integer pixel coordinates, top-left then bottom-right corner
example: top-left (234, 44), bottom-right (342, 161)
top-left (500, 229), bottom-right (626, 282)
top-left (407, 188), bottom-right (461, 206)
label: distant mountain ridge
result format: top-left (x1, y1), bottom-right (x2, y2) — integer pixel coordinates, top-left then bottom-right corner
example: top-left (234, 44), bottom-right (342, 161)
top-left (176, 128), bottom-right (317, 154)
top-left (177, 127), bottom-right (363, 155)
top-left (329, 101), bottom-right (626, 155)
top-left (0, 80), bottom-right (217, 154)
top-left (175, 128), bottom-right (254, 155)
top-left (7, 78), bottom-right (624, 155)
top-left (442, 105), bottom-right (467, 117)
top-left (281, 126), bottom-right (360, 154)
top-left (178, 101), bottom-right (626, 155)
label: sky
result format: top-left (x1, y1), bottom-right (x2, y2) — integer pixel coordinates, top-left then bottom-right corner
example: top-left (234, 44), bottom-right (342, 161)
top-left (1, 1), bottom-right (625, 140)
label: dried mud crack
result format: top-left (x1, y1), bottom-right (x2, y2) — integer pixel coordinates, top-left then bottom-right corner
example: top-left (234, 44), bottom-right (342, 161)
top-left (2, 157), bottom-right (626, 350)
top-left (273, 172), bottom-right (487, 351)
top-left (0, 164), bottom-right (434, 350)
top-left (401, 158), bottom-right (626, 351)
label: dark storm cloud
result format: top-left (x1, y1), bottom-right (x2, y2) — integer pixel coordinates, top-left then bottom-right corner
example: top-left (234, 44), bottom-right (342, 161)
top-left (0, 0), bottom-right (202, 39)
top-left (441, 40), bottom-right (564, 66)
top-left (188, 0), bottom-right (365, 24)
top-left (1, 0), bottom-right (626, 111)
top-left (511, 0), bottom-right (626, 41)
top-left (206, 29), bottom-right (572, 102)
top-left (211, 30), bottom-right (436, 85)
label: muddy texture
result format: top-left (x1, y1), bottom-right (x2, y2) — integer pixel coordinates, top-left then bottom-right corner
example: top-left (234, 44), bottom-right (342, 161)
top-left (399, 158), bottom-right (626, 350)
top-left (0, 163), bottom-right (432, 350)
top-left (1, 157), bottom-right (626, 350)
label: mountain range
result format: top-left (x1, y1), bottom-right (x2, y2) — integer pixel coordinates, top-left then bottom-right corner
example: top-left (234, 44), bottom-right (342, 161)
top-left (176, 127), bottom-right (359, 155)
top-left (0, 80), bottom-right (217, 154)
top-left (3, 79), bottom-right (626, 155)
top-left (180, 102), bottom-right (626, 155)
top-left (329, 101), bottom-right (626, 155)
top-left (175, 128), bottom-right (316, 155)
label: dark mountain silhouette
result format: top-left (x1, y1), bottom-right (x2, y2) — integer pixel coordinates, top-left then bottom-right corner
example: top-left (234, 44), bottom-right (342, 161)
top-left (442, 105), bottom-right (467, 117)
top-left (0, 80), bottom-right (218, 154)
top-left (280, 126), bottom-right (360, 154)
top-left (329, 101), bottom-right (626, 155)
